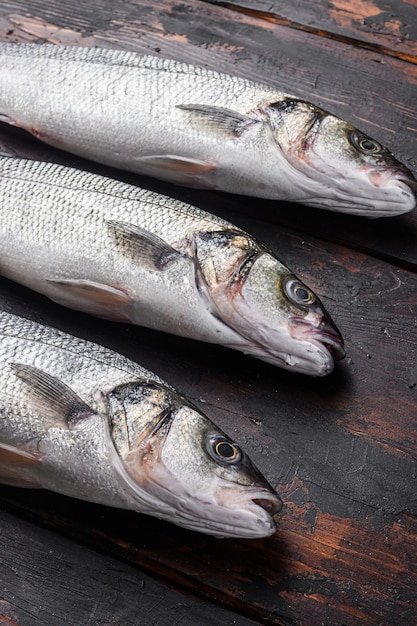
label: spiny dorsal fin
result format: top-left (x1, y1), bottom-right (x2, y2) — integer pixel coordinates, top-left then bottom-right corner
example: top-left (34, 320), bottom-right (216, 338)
top-left (11, 363), bottom-right (94, 429)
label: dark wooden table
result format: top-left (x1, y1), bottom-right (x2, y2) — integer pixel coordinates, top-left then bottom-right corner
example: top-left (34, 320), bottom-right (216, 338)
top-left (0, 1), bottom-right (416, 625)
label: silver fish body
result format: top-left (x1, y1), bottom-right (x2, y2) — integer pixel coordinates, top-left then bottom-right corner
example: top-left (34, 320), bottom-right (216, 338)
top-left (0, 310), bottom-right (282, 538)
top-left (0, 156), bottom-right (344, 376)
top-left (0, 43), bottom-right (414, 217)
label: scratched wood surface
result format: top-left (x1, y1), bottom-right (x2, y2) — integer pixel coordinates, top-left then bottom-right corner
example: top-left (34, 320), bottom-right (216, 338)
top-left (0, 1), bottom-right (416, 625)
top-left (209, 0), bottom-right (417, 61)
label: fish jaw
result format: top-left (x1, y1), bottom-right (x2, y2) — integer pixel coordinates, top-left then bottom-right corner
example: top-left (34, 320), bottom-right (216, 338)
top-left (222, 308), bottom-right (344, 377)
top-left (246, 316), bottom-right (345, 377)
top-left (278, 316), bottom-right (346, 376)
top-left (236, 321), bottom-right (344, 376)
top-left (361, 166), bottom-right (417, 216)
top-left (134, 469), bottom-right (281, 538)
top-left (298, 159), bottom-right (417, 217)
top-left (169, 481), bottom-right (282, 539)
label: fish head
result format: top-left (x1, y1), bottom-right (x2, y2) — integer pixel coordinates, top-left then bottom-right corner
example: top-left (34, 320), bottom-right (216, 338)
top-left (266, 99), bottom-right (417, 216)
top-left (194, 230), bottom-right (345, 376)
top-left (107, 381), bottom-right (282, 538)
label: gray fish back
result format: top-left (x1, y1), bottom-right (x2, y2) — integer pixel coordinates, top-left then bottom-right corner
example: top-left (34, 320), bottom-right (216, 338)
top-left (0, 310), bottom-right (163, 384)
top-left (0, 156), bottom-right (233, 231)
top-left (0, 42), bottom-right (267, 90)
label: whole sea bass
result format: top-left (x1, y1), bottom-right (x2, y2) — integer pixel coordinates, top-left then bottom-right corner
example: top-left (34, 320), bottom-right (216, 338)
top-left (0, 310), bottom-right (282, 538)
top-left (0, 156), bottom-right (345, 376)
top-left (0, 43), bottom-right (415, 217)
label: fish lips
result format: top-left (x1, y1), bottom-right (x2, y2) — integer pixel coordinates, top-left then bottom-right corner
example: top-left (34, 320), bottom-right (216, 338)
top-left (195, 482), bottom-right (282, 539)
top-left (184, 459), bottom-right (282, 538)
top-left (236, 323), bottom-right (344, 376)
top-left (253, 495), bottom-right (282, 517)
top-left (288, 316), bottom-right (346, 363)
top-left (149, 473), bottom-right (282, 538)
top-left (366, 166), bottom-right (417, 211)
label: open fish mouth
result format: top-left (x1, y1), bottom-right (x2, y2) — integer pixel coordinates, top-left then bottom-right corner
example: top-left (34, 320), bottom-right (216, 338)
top-left (252, 495), bottom-right (282, 516)
top-left (215, 479), bottom-right (283, 515)
top-left (168, 486), bottom-right (282, 538)
top-left (289, 318), bottom-right (345, 362)
top-left (315, 331), bottom-right (346, 361)
top-left (228, 322), bottom-right (344, 375)
top-left (217, 488), bottom-right (282, 537)
top-left (356, 165), bottom-right (417, 212)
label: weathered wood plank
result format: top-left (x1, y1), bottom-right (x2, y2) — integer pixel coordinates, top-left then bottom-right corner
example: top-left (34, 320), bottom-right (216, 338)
top-left (207, 0), bottom-right (417, 63)
top-left (0, 509), bottom-right (257, 626)
top-left (0, 0), bottom-right (416, 271)
top-left (1, 486), bottom-right (416, 624)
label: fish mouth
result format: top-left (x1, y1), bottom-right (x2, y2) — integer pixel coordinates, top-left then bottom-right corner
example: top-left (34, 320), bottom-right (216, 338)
top-left (289, 317), bottom-right (345, 362)
top-left (367, 167), bottom-right (417, 201)
top-left (367, 166), bottom-right (416, 188)
top-left (216, 479), bottom-right (283, 515)
top-left (315, 330), bottom-right (346, 361)
top-left (253, 495), bottom-right (282, 516)
top-left (172, 486), bottom-right (282, 539)
top-left (209, 480), bottom-right (282, 537)
top-left (217, 488), bottom-right (282, 537)
top-left (230, 321), bottom-right (344, 376)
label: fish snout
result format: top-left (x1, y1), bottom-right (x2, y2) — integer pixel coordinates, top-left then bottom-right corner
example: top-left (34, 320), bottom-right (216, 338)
top-left (212, 481), bottom-right (282, 537)
top-left (252, 494), bottom-right (283, 516)
top-left (289, 316), bottom-right (345, 361)
top-left (218, 464), bottom-right (283, 518)
top-left (368, 166), bottom-right (417, 198)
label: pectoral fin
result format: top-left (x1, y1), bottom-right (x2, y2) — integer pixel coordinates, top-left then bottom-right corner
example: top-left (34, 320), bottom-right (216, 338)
top-left (107, 220), bottom-right (181, 270)
top-left (177, 104), bottom-right (257, 137)
top-left (11, 363), bottom-right (94, 430)
top-left (132, 154), bottom-right (217, 188)
top-left (0, 442), bottom-right (42, 488)
top-left (46, 278), bottom-right (135, 322)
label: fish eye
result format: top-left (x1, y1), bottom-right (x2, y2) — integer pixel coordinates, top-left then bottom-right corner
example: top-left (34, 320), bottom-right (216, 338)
top-left (207, 433), bottom-right (242, 464)
top-left (283, 275), bottom-right (316, 308)
top-left (350, 131), bottom-right (382, 155)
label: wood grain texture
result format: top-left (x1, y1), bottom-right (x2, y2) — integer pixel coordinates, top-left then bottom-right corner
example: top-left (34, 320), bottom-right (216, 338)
top-left (0, 1), bottom-right (416, 625)
top-left (207, 0), bottom-right (417, 62)
top-left (0, 510), bottom-right (257, 626)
